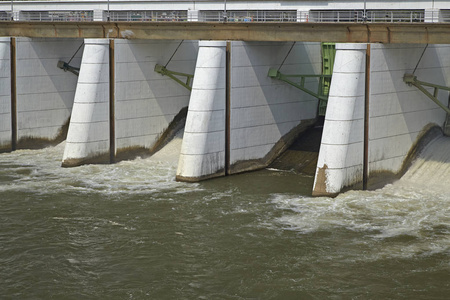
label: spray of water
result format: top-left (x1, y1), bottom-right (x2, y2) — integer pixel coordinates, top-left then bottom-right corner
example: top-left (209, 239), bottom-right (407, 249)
top-left (272, 134), bottom-right (450, 259)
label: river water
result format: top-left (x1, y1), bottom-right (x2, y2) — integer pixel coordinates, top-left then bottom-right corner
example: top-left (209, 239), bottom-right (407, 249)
top-left (0, 133), bottom-right (449, 299)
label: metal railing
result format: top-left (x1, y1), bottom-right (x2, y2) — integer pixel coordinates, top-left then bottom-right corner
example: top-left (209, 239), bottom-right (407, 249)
top-left (0, 9), bottom-right (449, 23)
top-left (441, 10), bottom-right (450, 23)
top-left (109, 10), bottom-right (187, 22)
top-left (308, 10), bottom-right (425, 23)
top-left (200, 10), bottom-right (297, 22)
top-left (19, 11), bottom-right (93, 22)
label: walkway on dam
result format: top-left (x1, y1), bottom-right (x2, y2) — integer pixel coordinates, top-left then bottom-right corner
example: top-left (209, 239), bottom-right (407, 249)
top-left (1, 21), bottom-right (450, 44)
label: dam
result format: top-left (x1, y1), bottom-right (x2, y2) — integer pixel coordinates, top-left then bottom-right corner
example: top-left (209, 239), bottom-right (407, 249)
top-left (1, 0), bottom-right (450, 197)
top-left (1, 1), bottom-right (450, 299)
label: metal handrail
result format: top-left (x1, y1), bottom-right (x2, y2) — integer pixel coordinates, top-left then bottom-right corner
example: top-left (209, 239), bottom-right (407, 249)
top-left (0, 9), bottom-right (448, 23)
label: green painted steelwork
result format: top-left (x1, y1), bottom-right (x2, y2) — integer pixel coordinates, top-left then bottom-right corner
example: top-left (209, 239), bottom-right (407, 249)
top-left (268, 43), bottom-right (335, 116)
top-left (268, 68), bottom-right (331, 101)
top-left (319, 43), bottom-right (336, 115)
top-left (154, 64), bottom-right (194, 91)
top-left (403, 73), bottom-right (450, 114)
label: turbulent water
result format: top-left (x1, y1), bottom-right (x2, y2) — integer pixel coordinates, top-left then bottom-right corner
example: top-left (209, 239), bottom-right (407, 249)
top-left (0, 133), bottom-right (449, 299)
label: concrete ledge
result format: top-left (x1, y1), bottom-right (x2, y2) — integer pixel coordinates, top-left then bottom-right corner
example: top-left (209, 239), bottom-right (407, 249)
top-left (1, 22), bottom-right (450, 44)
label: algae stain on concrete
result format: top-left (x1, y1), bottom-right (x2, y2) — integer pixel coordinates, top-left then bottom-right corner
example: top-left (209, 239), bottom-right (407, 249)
top-left (17, 118), bottom-right (70, 150)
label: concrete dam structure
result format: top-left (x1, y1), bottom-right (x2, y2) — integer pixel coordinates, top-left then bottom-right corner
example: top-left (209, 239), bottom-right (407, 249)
top-left (1, 1), bottom-right (450, 196)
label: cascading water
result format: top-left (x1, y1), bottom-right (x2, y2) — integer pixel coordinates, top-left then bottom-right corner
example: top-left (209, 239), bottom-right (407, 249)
top-left (0, 131), bottom-right (448, 298)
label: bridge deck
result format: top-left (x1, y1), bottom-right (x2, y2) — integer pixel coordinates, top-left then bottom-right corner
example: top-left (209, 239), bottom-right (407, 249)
top-left (0, 21), bottom-right (449, 44)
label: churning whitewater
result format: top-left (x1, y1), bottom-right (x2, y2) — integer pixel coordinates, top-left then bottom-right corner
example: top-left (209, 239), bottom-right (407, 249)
top-left (273, 134), bottom-right (450, 258)
top-left (0, 132), bottom-right (449, 298)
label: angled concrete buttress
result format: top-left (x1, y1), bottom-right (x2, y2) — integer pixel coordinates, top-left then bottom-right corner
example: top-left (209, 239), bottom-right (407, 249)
top-left (62, 39), bottom-right (111, 167)
top-left (313, 44), bottom-right (367, 196)
top-left (176, 41), bottom-right (227, 181)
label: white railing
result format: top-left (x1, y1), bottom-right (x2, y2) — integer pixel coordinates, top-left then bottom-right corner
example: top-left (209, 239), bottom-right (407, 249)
top-left (109, 10), bottom-right (187, 22)
top-left (200, 10), bottom-right (297, 22)
top-left (18, 11), bottom-right (93, 22)
top-left (308, 10), bottom-right (425, 23)
top-left (0, 9), bottom-right (448, 23)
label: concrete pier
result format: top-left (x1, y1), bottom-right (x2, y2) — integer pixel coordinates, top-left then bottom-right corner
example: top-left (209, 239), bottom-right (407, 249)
top-left (313, 44), bottom-right (367, 196)
top-left (62, 39), bottom-right (110, 167)
top-left (176, 41), bottom-right (227, 181)
top-left (313, 43), bottom-right (450, 196)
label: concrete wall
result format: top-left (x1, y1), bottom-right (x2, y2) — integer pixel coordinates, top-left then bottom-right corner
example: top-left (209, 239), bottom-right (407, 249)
top-left (114, 39), bottom-right (197, 159)
top-left (16, 37), bottom-right (82, 148)
top-left (0, 38), bottom-right (11, 152)
top-left (313, 43), bottom-right (450, 196)
top-left (229, 41), bottom-right (322, 173)
top-left (368, 44), bottom-right (450, 172)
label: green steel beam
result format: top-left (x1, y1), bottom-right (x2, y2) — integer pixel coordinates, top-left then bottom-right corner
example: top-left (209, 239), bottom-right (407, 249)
top-left (268, 43), bottom-right (335, 116)
top-left (154, 64), bottom-right (193, 91)
top-left (268, 68), bottom-right (331, 101)
top-left (403, 73), bottom-right (450, 115)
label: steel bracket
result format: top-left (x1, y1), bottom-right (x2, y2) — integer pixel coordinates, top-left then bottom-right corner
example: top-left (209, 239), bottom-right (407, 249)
top-left (57, 60), bottom-right (79, 76)
top-left (403, 73), bottom-right (450, 115)
top-left (154, 64), bottom-right (193, 91)
top-left (268, 68), bottom-right (331, 101)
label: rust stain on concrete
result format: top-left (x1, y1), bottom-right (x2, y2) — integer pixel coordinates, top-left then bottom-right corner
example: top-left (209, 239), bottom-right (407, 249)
top-left (312, 164), bottom-right (331, 197)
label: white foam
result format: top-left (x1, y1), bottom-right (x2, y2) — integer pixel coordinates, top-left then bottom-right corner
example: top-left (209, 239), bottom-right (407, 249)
top-left (0, 131), bottom-right (194, 195)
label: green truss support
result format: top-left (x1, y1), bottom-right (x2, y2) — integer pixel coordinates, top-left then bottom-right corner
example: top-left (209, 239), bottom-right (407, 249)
top-left (268, 43), bottom-right (335, 116)
top-left (403, 73), bottom-right (450, 115)
top-left (154, 64), bottom-right (194, 91)
top-left (268, 68), bottom-right (331, 107)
